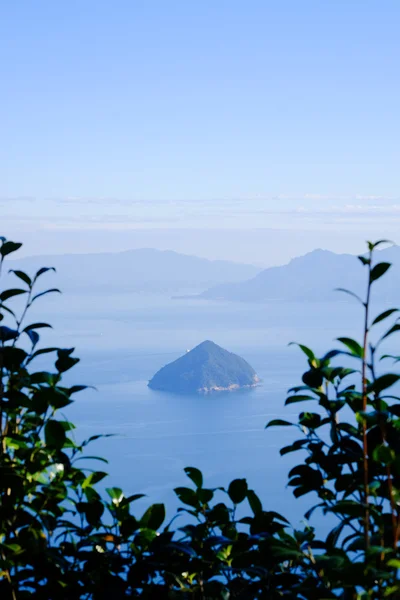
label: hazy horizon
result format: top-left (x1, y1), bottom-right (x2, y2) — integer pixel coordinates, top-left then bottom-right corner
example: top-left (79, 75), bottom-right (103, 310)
top-left (2, 1), bottom-right (399, 264)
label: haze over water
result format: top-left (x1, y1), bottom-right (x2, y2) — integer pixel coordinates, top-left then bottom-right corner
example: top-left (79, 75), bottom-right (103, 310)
top-left (30, 289), bottom-right (373, 529)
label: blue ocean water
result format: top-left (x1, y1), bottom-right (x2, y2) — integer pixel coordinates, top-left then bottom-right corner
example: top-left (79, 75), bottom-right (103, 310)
top-left (32, 292), bottom-right (376, 529)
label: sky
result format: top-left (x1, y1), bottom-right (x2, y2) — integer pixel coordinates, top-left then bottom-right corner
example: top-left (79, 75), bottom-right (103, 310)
top-left (1, 0), bottom-right (399, 264)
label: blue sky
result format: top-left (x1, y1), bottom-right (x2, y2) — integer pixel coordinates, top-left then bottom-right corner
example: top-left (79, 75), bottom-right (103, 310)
top-left (1, 1), bottom-right (399, 261)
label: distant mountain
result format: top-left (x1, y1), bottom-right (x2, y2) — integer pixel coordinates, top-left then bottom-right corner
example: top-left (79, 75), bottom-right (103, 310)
top-left (148, 340), bottom-right (259, 394)
top-left (199, 246), bottom-right (400, 303)
top-left (8, 249), bottom-right (260, 294)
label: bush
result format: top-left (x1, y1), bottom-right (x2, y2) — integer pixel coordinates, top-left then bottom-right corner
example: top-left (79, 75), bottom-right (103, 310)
top-left (1, 236), bottom-right (400, 599)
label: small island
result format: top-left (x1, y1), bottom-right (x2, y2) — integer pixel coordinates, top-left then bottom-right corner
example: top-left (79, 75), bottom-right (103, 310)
top-left (148, 340), bottom-right (260, 395)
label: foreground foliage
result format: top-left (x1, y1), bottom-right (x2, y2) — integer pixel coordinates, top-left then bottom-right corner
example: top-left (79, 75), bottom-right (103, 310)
top-left (1, 236), bottom-right (400, 599)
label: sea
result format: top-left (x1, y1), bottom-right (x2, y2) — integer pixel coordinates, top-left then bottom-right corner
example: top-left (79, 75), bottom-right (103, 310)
top-left (29, 290), bottom-right (392, 532)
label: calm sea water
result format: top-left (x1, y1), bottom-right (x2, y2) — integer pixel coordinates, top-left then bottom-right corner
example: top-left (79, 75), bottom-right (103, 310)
top-left (31, 292), bottom-right (387, 529)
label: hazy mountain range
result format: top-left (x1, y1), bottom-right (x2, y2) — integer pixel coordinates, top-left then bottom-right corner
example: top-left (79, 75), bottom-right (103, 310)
top-left (7, 246), bottom-right (400, 302)
top-left (198, 246), bottom-right (400, 303)
top-left (7, 248), bottom-right (260, 294)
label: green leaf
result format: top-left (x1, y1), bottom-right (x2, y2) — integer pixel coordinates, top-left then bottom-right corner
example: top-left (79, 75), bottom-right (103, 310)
top-left (368, 239), bottom-right (392, 250)
top-left (265, 419), bottom-right (293, 428)
top-left (370, 262), bottom-right (391, 283)
top-left (82, 471), bottom-right (108, 489)
top-left (9, 269), bottom-right (32, 286)
top-left (106, 487), bottom-right (124, 504)
top-left (140, 503), bottom-right (165, 530)
top-left (228, 478), bottom-right (248, 504)
top-left (387, 559), bottom-right (400, 569)
top-left (45, 420), bottom-right (66, 449)
top-left (289, 342), bottom-right (316, 362)
top-left (372, 308), bottom-right (399, 326)
top-left (337, 337), bottom-right (363, 358)
top-left (372, 444), bottom-right (395, 465)
top-left (368, 374), bottom-right (400, 394)
top-left (184, 466), bottom-right (203, 488)
top-left (0, 241), bottom-right (22, 257)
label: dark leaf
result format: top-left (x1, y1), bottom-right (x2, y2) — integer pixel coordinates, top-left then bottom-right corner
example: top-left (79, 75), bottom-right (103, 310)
top-left (26, 347), bottom-right (58, 364)
top-left (370, 262), bottom-right (391, 283)
top-left (379, 323), bottom-right (400, 344)
top-left (174, 487), bottom-right (199, 507)
top-left (31, 288), bottom-right (61, 303)
top-left (167, 542), bottom-right (197, 557)
top-left (34, 267), bottom-right (56, 280)
top-left (23, 322), bottom-right (52, 331)
top-left (285, 394), bottom-right (315, 405)
top-left (372, 308), bottom-right (399, 326)
top-left (368, 239), bottom-right (392, 250)
top-left (69, 385), bottom-right (92, 394)
top-left (184, 466), bottom-right (203, 488)
top-left (302, 369), bottom-right (323, 388)
top-left (1, 347), bottom-right (27, 370)
top-left (335, 288), bottom-right (364, 305)
top-left (368, 374), bottom-right (400, 394)
top-left (358, 255), bottom-right (370, 266)
top-left (120, 493), bottom-right (146, 507)
top-left (247, 489), bottom-right (262, 514)
top-left (45, 420), bottom-right (67, 449)
top-left (265, 419), bottom-right (293, 428)
top-left (56, 349), bottom-right (79, 373)
top-left (0, 288), bottom-right (27, 302)
top-left (9, 269), bottom-right (32, 286)
top-left (228, 478), bottom-right (248, 504)
top-left (0, 325), bottom-right (19, 342)
top-left (0, 241), bottom-right (22, 257)
top-left (25, 329), bottom-right (39, 347)
top-left (141, 503), bottom-right (165, 530)
top-left (299, 412), bottom-right (321, 429)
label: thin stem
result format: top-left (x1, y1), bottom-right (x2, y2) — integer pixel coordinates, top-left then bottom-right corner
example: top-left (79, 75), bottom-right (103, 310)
top-left (386, 465), bottom-right (398, 549)
top-left (362, 251), bottom-right (372, 551)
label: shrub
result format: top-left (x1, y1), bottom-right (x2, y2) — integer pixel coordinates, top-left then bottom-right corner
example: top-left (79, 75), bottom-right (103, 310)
top-left (1, 236), bottom-right (400, 599)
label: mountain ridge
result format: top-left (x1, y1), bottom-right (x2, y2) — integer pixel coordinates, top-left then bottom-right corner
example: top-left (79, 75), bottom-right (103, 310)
top-left (7, 248), bottom-right (260, 294)
top-left (198, 246), bottom-right (400, 303)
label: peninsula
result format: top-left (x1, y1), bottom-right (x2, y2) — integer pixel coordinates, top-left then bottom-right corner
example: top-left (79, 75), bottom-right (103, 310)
top-left (148, 340), bottom-right (259, 394)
